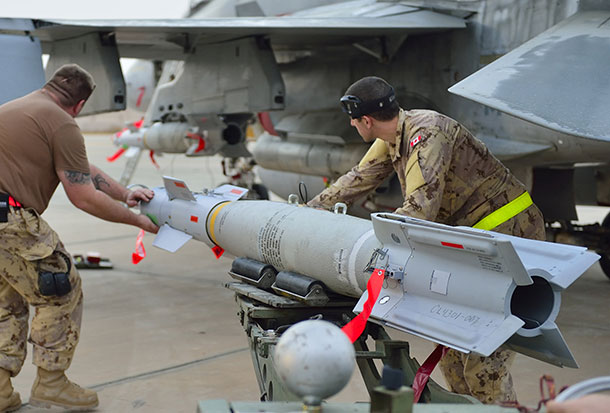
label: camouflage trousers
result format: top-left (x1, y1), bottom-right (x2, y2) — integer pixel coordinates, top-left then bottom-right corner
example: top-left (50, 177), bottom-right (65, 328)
top-left (0, 207), bottom-right (83, 376)
top-left (439, 346), bottom-right (517, 404)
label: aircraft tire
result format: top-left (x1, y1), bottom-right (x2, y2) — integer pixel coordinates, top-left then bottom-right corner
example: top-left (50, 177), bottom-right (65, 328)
top-left (598, 212), bottom-right (610, 280)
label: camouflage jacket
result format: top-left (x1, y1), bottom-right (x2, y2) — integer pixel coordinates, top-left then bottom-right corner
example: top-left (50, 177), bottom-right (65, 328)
top-left (308, 109), bottom-right (544, 238)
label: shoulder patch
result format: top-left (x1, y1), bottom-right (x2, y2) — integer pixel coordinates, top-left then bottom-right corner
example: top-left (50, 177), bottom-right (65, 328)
top-left (410, 135), bottom-right (422, 148)
top-left (358, 139), bottom-right (389, 168)
top-left (405, 150), bottom-right (426, 194)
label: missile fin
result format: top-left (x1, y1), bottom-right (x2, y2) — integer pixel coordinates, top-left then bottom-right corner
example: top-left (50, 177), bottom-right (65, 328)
top-left (213, 184), bottom-right (249, 201)
top-left (505, 322), bottom-right (578, 368)
top-left (125, 146), bottom-right (141, 158)
top-left (152, 224), bottom-right (193, 252)
top-left (163, 176), bottom-right (196, 201)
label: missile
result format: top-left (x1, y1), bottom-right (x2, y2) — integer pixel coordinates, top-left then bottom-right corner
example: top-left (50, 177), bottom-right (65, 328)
top-left (139, 176), bottom-right (599, 368)
top-left (113, 121), bottom-right (207, 156)
top-left (252, 132), bottom-right (368, 177)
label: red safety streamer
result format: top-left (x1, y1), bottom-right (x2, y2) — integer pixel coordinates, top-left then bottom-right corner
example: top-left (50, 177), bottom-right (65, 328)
top-left (132, 229), bottom-right (146, 264)
top-left (186, 132), bottom-right (206, 153)
top-left (257, 112), bottom-right (279, 136)
top-left (412, 344), bottom-right (449, 403)
top-left (149, 150), bottom-right (160, 169)
top-left (341, 268), bottom-right (385, 343)
top-left (107, 146), bottom-right (127, 162)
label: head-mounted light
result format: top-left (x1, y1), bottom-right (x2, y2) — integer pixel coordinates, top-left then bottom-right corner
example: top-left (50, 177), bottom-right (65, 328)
top-left (340, 87), bottom-right (395, 119)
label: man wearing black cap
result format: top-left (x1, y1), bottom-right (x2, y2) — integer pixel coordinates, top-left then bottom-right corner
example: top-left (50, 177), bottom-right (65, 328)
top-left (0, 64), bottom-right (158, 411)
top-left (308, 76), bottom-right (546, 404)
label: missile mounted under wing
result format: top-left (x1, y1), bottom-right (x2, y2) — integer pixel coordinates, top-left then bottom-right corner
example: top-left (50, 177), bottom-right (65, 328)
top-left (140, 176), bottom-right (598, 369)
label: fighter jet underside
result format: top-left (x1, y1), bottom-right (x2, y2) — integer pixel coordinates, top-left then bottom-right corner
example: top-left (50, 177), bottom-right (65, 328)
top-left (1, 0), bottom-right (610, 279)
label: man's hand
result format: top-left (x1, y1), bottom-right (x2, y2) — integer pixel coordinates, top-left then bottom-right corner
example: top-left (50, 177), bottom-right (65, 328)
top-left (546, 395), bottom-right (610, 413)
top-left (136, 214), bottom-right (159, 234)
top-left (125, 188), bottom-right (155, 207)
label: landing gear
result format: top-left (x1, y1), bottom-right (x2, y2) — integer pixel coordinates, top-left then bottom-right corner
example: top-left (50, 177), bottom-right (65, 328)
top-left (222, 157), bottom-right (270, 200)
top-left (251, 183), bottom-right (269, 200)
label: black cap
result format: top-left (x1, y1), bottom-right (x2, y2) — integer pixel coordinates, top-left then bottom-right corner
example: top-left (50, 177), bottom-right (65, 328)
top-left (340, 87), bottom-right (395, 119)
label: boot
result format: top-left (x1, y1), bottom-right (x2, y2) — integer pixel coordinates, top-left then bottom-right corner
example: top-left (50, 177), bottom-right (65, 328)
top-left (30, 368), bottom-right (98, 411)
top-left (0, 369), bottom-right (21, 413)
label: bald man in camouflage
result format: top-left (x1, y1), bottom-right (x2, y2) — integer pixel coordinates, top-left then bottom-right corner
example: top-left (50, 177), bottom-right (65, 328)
top-left (308, 76), bottom-right (546, 404)
top-left (0, 64), bottom-right (157, 412)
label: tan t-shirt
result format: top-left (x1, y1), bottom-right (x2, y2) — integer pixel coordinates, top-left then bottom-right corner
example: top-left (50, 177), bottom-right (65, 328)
top-left (0, 90), bottom-right (89, 213)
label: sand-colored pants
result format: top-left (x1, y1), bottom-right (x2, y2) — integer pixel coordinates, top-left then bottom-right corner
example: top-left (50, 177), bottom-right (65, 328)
top-left (439, 346), bottom-right (517, 404)
top-left (0, 207), bottom-right (83, 376)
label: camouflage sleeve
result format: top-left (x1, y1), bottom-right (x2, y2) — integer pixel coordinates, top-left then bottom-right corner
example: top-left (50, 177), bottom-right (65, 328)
top-left (307, 139), bottom-right (394, 209)
top-left (394, 129), bottom-right (454, 220)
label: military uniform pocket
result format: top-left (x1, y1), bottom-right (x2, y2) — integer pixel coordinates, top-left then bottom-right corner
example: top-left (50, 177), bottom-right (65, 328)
top-left (7, 209), bottom-right (59, 262)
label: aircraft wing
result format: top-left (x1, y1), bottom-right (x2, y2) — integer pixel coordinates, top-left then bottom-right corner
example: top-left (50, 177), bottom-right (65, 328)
top-left (1, 8), bottom-right (465, 60)
top-left (0, 19), bottom-right (45, 104)
top-left (449, 11), bottom-right (610, 142)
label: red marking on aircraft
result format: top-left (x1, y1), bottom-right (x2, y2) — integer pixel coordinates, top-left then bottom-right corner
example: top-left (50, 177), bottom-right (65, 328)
top-left (441, 241), bottom-right (464, 249)
top-left (136, 86), bottom-right (146, 108)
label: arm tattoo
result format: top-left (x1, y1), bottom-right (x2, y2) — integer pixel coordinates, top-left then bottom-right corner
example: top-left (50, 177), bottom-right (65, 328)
top-left (64, 170), bottom-right (91, 185)
top-left (92, 174), bottom-right (111, 190)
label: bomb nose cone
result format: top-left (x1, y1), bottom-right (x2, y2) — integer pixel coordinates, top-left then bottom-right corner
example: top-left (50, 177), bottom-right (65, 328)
top-left (273, 320), bottom-right (355, 405)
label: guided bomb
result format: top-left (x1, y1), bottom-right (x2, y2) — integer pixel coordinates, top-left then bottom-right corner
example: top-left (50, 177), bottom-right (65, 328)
top-left (139, 176), bottom-right (599, 368)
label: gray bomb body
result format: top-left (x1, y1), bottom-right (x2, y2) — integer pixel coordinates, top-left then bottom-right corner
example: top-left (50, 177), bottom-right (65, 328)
top-left (140, 184), bottom-right (379, 297)
top-left (210, 201), bottom-right (379, 296)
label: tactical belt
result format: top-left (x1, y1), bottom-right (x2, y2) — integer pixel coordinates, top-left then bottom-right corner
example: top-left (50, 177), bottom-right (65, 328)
top-left (472, 192), bottom-right (533, 231)
top-left (0, 193), bottom-right (23, 222)
top-left (0, 194), bottom-right (23, 207)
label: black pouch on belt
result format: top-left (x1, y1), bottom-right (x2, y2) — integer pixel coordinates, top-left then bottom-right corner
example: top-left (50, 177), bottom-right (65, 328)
top-left (38, 271), bottom-right (72, 296)
top-left (0, 193), bottom-right (8, 223)
top-left (38, 250), bottom-right (72, 297)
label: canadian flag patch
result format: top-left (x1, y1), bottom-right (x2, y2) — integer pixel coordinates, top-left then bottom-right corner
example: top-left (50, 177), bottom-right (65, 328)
top-left (410, 135), bottom-right (422, 147)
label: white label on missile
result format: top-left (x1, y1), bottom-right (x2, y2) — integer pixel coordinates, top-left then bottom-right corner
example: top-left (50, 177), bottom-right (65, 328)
top-left (430, 270), bottom-right (451, 295)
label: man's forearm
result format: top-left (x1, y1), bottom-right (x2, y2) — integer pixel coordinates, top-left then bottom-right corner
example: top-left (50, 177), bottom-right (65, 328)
top-left (307, 166), bottom-right (382, 209)
top-left (74, 187), bottom-right (141, 226)
top-left (60, 168), bottom-right (157, 233)
top-left (89, 163), bottom-right (129, 202)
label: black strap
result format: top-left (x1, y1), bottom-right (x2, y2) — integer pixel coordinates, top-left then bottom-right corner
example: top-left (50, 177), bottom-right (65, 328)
top-left (0, 193), bottom-right (8, 223)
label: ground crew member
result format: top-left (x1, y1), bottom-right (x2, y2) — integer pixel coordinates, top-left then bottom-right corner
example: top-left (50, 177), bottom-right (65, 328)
top-left (0, 64), bottom-right (158, 412)
top-left (308, 76), bottom-right (546, 404)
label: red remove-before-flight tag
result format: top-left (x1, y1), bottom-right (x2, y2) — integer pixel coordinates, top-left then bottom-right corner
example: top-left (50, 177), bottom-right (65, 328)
top-left (412, 344), bottom-right (449, 403)
top-left (212, 245), bottom-right (224, 259)
top-left (341, 268), bottom-right (385, 343)
top-left (107, 146), bottom-right (126, 162)
top-left (132, 229), bottom-right (146, 264)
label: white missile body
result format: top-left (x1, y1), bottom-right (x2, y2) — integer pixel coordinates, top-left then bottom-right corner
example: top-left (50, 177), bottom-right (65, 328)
top-left (114, 122), bottom-right (206, 155)
top-left (139, 177), bottom-right (599, 367)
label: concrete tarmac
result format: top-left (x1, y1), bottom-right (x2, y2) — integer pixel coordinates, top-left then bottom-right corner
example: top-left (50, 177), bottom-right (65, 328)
top-left (11, 133), bottom-right (610, 412)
